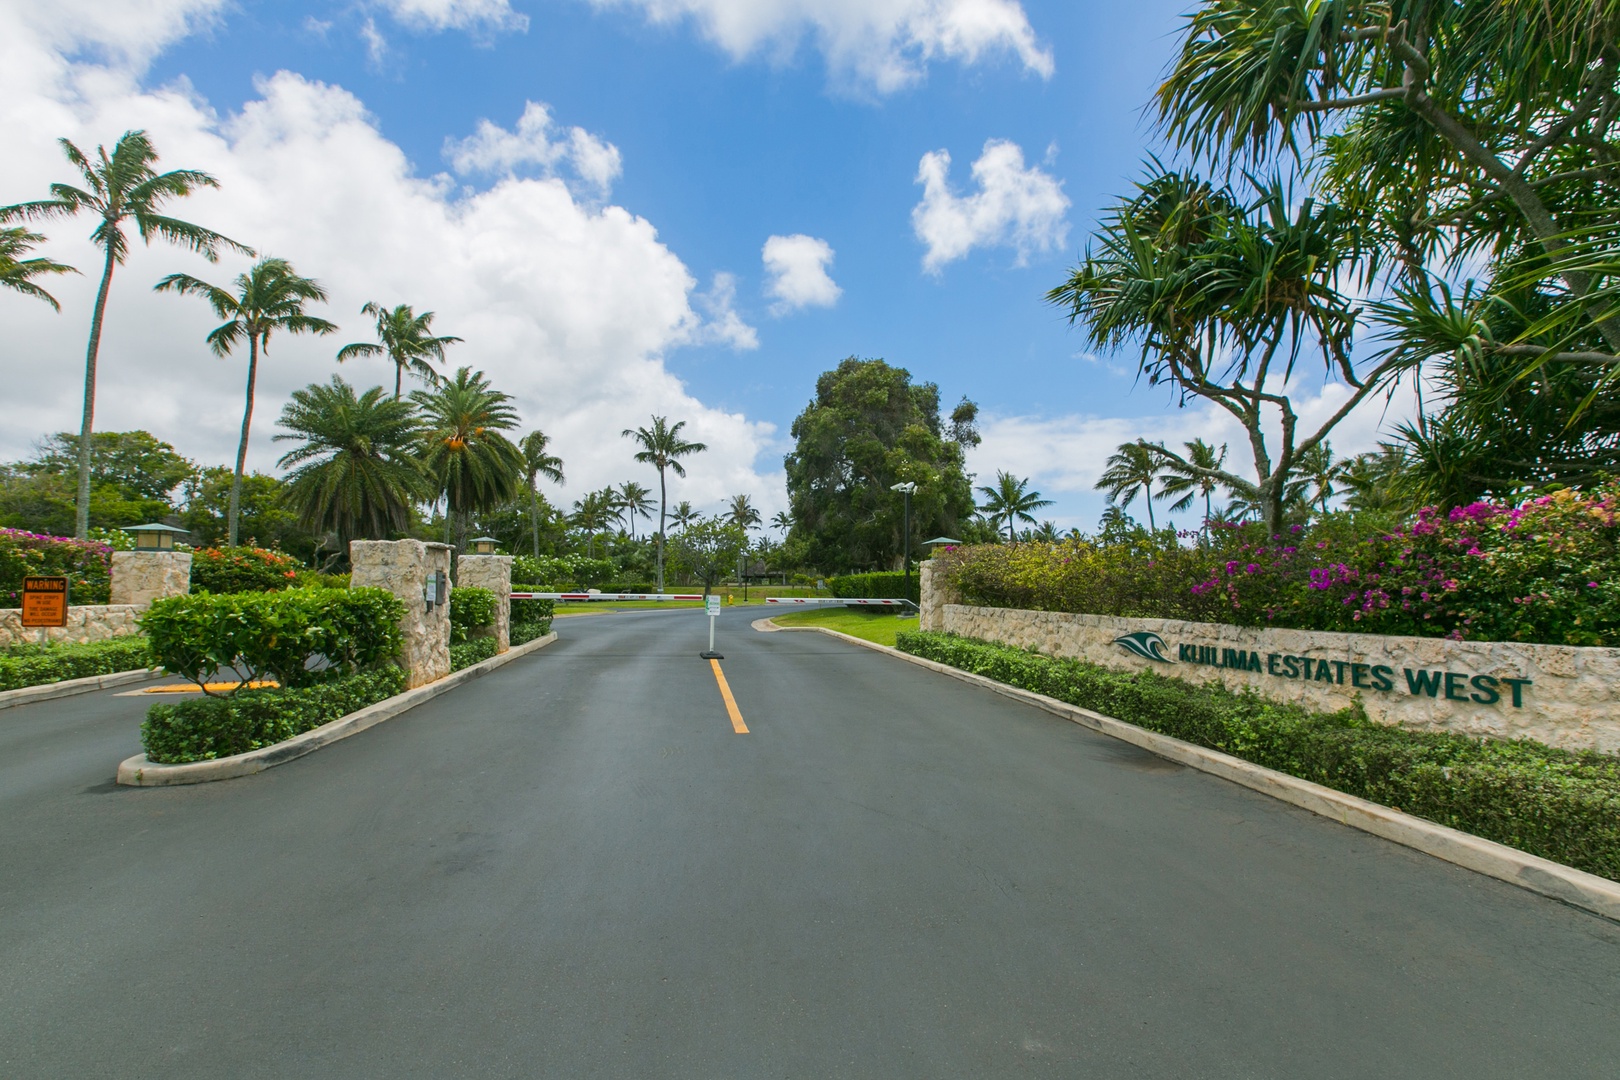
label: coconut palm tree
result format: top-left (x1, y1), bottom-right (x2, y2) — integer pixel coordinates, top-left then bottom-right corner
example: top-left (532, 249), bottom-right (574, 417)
top-left (0, 227), bottom-right (77, 310)
top-left (413, 367), bottom-right (525, 552)
top-left (727, 493), bottom-right (761, 531)
top-left (274, 377), bottom-right (428, 554)
top-left (2, 130), bottom-right (250, 538)
top-left (670, 500), bottom-right (698, 533)
top-left (155, 258), bottom-right (336, 546)
top-left (1096, 440), bottom-right (1168, 531)
top-left (570, 489), bottom-right (616, 558)
top-left (1030, 520), bottom-right (1061, 543)
top-left (1159, 438), bottom-right (1228, 541)
top-left (615, 481), bottom-right (654, 540)
top-left (770, 510), bottom-right (792, 535)
top-left (519, 430), bottom-right (565, 559)
top-left (337, 301), bottom-right (462, 399)
top-left (621, 416), bottom-right (707, 592)
top-left (976, 471), bottom-right (1053, 542)
top-left (1287, 440), bottom-right (1343, 516)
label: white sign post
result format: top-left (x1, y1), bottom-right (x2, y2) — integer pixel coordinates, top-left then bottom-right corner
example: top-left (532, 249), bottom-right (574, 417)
top-left (701, 594), bottom-right (723, 659)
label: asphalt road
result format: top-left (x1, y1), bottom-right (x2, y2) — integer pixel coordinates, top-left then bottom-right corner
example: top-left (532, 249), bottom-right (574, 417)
top-left (2, 607), bottom-right (1618, 1078)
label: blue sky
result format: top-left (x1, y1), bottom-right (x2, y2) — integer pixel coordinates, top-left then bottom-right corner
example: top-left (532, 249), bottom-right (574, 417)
top-left (1, 0), bottom-right (1400, 531)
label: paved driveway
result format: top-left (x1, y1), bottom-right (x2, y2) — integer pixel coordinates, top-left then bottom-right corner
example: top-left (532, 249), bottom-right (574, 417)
top-left (2, 608), bottom-right (1617, 1077)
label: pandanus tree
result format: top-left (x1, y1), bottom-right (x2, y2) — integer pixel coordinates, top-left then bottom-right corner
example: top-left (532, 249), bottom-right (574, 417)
top-left (412, 367), bottom-right (525, 552)
top-left (976, 471), bottom-right (1052, 542)
top-left (337, 302), bottom-right (462, 399)
top-left (275, 377), bottom-right (428, 555)
top-left (1, 130), bottom-right (250, 537)
top-left (519, 430), bottom-right (565, 559)
top-left (0, 227), bottom-right (77, 309)
top-left (1096, 440), bottom-right (1168, 531)
top-left (155, 258), bottom-right (336, 545)
top-left (621, 416), bottom-right (706, 592)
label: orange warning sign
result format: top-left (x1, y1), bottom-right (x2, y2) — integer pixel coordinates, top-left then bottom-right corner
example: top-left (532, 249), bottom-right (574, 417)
top-left (21, 576), bottom-right (68, 628)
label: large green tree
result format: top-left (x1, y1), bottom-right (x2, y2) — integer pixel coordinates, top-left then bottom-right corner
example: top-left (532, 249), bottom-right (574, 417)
top-left (155, 258), bottom-right (336, 545)
top-left (178, 467), bottom-right (310, 557)
top-left (667, 516), bottom-right (748, 597)
top-left (337, 302), bottom-right (462, 399)
top-left (413, 367), bottom-right (525, 552)
top-left (785, 358), bottom-right (977, 571)
top-left (622, 415), bottom-right (707, 591)
top-left (1, 130), bottom-right (250, 538)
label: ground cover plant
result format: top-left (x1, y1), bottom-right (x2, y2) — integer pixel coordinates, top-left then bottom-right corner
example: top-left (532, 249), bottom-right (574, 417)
top-left (938, 484), bottom-right (1620, 646)
top-left (0, 527), bottom-right (113, 605)
top-left (188, 545), bottom-right (303, 593)
top-left (772, 608), bottom-right (918, 647)
top-left (897, 631), bottom-right (1620, 882)
top-left (0, 636), bottom-right (152, 691)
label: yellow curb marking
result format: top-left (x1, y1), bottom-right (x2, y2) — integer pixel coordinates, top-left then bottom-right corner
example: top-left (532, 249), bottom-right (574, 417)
top-left (143, 681), bottom-right (279, 694)
top-left (708, 659), bottom-right (748, 734)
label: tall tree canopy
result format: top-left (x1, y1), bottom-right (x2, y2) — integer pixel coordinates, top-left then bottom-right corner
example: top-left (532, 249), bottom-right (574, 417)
top-left (785, 357), bottom-right (977, 571)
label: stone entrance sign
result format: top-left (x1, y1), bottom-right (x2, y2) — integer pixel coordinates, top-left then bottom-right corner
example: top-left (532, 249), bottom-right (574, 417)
top-left (350, 539), bottom-right (452, 688)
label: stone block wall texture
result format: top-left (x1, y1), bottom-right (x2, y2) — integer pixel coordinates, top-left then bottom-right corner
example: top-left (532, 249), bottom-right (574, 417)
top-left (109, 551), bottom-right (192, 607)
top-left (917, 560), bottom-right (958, 633)
top-left (940, 603), bottom-right (1620, 754)
top-left (350, 539), bottom-right (452, 689)
top-left (0, 605), bottom-right (143, 648)
top-left (457, 555), bottom-right (512, 652)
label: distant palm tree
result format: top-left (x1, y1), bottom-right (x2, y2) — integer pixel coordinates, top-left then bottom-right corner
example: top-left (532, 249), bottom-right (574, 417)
top-left (1159, 438), bottom-right (1227, 540)
top-left (670, 500), bottom-right (698, 533)
top-left (570, 489), bottom-right (616, 557)
top-left (977, 471), bottom-right (1053, 542)
top-left (615, 481), bottom-right (654, 540)
top-left (2, 130), bottom-right (251, 537)
top-left (728, 493), bottom-right (761, 531)
top-left (1030, 520), bottom-right (1061, 543)
top-left (337, 301), bottom-right (462, 399)
top-left (275, 377), bottom-right (427, 552)
top-left (519, 430), bottom-right (565, 559)
top-left (0, 227), bottom-right (77, 309)
top-left (771, 510), bottom-right (792, 535)
top-left (622, 416), bottom-right (707, 591)
top-left (1288, 440), bottom-right (1343, 515)
top-left (413, 368), bottom-right (525, 551)
top-left (1097, 440), bottom-right (1167, 531)
top-left (156, 258), bottom-right (336, 546)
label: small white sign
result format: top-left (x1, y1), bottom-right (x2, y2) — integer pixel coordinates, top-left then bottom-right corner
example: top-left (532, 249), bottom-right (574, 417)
top-left (706, 595), bottom-right (721, 617)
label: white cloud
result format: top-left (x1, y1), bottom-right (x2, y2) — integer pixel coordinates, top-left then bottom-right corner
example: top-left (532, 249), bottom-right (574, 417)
top-left (692, 272), bottom-right (760, 350)
top-left (0, 2), bottom-right (779, 520)
top-left (445, 101), bottom-right (623, 199)
top-left (586, 0), bottom-right (1052, 93)
top-left (359, 18), bottom-right (390, 67)
top-left (375, 0), bottom-right (529, 34)
top-left (761, 233), bottom-right (840, 314)
top-left (911, 138), bottom-right (1069, 273)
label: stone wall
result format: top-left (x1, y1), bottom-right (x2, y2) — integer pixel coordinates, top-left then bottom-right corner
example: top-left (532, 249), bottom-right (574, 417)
top-left (936, 603), bottom-right (1620, 753)
top-left (918, 560), bottom-right (958, 633)
top-left (0, 605), bottom-right (143, 649)
top-left (456, 555), bottom-right (512, 652)
top-left (109, 551), bottom-right (191, 607)
top-left (350, 539), bottom-right (452, 689)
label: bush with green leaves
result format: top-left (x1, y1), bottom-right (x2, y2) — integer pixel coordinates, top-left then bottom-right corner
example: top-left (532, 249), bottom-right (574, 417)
top-left (141, 667), bottom-right (406, 763)
top-left (188, 545), bottom-right (304, 594)
top-left (826, 571), bottom-right (919, 602)
top-left (450, 637), bottom-right (498, 671)
top-left (897, 630), bottom-right (1620, 882)
top-left (140, 587), bottom-right (404, 692)
top-left (0, 527), bottom-right (113, 606)
top-left (512, 554), bottom-right (615, 587)
top-left (510, 596), bottom-right (553, 646)
top-left (449, 586), bottom-right (496, 644)
top-left (0, 636), bottom-right (152, 691)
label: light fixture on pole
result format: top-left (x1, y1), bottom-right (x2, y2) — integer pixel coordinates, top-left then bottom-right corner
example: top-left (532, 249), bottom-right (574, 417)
top-left (889, 481), bottom-right (917, 602)
top-left (468, 536), bottom-right (501, 556)
top-left (125, 522), bottom-right (190, 551)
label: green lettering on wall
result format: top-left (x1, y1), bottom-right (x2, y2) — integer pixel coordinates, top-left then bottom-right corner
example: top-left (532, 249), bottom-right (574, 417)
top-left (1405, 669), bottom-right (1443, 697)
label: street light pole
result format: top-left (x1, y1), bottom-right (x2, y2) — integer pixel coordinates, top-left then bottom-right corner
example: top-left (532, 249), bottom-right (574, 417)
top-left (890, 481), bottom-right (917, 603)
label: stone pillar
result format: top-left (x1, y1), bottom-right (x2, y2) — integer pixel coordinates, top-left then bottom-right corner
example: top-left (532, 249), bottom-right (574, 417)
top-left (109, 551), bottom-right (192, 607)
top-left (349, 539), bottom-right (452, 688)
top-left (918, 559), bottom-right (958, 633)
top-left (457, 554), bottom-right (513, 653)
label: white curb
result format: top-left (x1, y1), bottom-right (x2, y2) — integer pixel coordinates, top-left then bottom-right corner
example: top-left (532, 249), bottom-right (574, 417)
top-left (0, 666), bottom-right (164, 710)
top-left (765, 619), bottom-right (1620, 924)
top-left (116, 632), bottom-right (559, 787)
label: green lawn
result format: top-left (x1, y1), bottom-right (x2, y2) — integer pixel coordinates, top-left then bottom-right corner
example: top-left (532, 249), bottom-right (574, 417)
top-left (770, 608), bottom-right (919, 646)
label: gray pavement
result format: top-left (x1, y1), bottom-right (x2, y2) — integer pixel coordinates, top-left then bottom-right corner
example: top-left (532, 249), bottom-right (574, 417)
top-left (2, 607), bottom-right (1618, 1078)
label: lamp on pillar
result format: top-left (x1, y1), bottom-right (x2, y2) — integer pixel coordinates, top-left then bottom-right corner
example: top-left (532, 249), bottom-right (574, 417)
top-left (889, 481), bottom-right (917, 603)
top-left (468, 536), bottom-right (501, 556)
top-left (125, 523), bottom-right (190, 551)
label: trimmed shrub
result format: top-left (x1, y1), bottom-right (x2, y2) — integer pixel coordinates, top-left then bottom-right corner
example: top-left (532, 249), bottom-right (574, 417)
top-left (510, 620), bottom-right (553, 647)
top-left (450, 586), bottom-right (496, 644)
top-left (141, 587), bottom-right (404, 691)
top-left (897, 630), bottom-right (1620, 882)
top-left (0, 637), bottom-right (152, 691)
top-left (450, 637), bottom-right (498, 671)
top-left (141, 667), bottom-right (406, 763)
top-left (188, 545), bottom-right (304, 594)
top-left (595, 582), bottom-right (656, 594)
top-left (826, 571), bottom-right (919, 602)
top-left (512, 554), bottom-right (615, 587)
top-left (0, 528), bottom-right (114, 606)
top-left (510, 596), bottom-right (553, 646)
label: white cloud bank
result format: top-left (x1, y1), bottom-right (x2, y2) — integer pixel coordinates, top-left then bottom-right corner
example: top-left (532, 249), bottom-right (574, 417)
top-left (377, 0), bottom-right (529, 34)
top-left (445, 101), bottom-right (624, 198)
top-left (912, 138), bottom-right (1069, 273)
top-left (586, 0), bottom-right (1053, 93)
top-left (0, 0), bottom-right (777, 517)
top-left (761, 234), bottom-right (840, 313)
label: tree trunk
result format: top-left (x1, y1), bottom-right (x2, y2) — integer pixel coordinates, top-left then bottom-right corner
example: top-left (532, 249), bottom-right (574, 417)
top-left (530, 489), bottom-right (541, 559)
top-left (394, 363), bottom-right (402, 400)
top-left (75, 242), bottom-right (118, 539)
top-left (227, 332), bottom-right (259, 547)
top-left (1143, 484), bottom-right (1156, 531)
top-left (655, 466), bottom-right (667, 592)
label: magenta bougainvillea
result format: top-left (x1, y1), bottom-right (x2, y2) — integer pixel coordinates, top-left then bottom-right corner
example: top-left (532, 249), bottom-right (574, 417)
top-left (0, 528), bottom-right (115, 606)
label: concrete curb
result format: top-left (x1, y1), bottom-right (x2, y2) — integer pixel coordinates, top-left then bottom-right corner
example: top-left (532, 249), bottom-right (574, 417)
top-left (764, 620), bottom-right (1620, 924)
top-left (116, 632), bottom-right (559, 787)
top-left (0, 667), bottom-right (164, 711)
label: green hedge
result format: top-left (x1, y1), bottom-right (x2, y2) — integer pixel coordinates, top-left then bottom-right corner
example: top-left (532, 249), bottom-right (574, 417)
top-left (896, 630), bottom-right (1620, 882)
top-left (449, 586), bottom-right (496, 644)
top-left (450, 637), bottom-right (498, 671)
top-left (827, 571), bottom-right (919, 602)
top-left (0, 636), bottom-right (153, 691)
top-left (510, 619), bottom-right (553, 647)
top-left (141, 667), bottom-right (406, 763)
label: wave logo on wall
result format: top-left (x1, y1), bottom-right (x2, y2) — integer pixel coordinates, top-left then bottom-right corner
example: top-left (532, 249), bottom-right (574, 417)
top-left (1113, 630), bottom-right (1173, 663)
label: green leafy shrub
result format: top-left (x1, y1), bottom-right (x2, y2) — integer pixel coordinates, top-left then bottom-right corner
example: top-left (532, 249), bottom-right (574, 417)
top-left (510, 596), bottom-right (553, 646)
top-left (141, 667), bottom-right (406, 763)
top-left (595, 582), bottom-right (656, 594)
top-left (292, 570), bottom-right (349, 590)
top-left (897, 630), bottom-right (1620, 881)
top-left (827, 571), bottom-right (919, 602)
top-left (450, 637), bottom-right (498, 671)
top-left (188, 545), bottom-right (304, 594)
top-left (512, 554), bottom-right (615, 587)
top-left (0, 527), bottom-right (113, 605)
top-left (0, 637), bottom-right (152, 691)
top-left (510, 620), bottom-right (553, 647)
top-left (141, 587), bottom-right (404, 692)
top-left (449, 586), bottom-right (496, 644)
